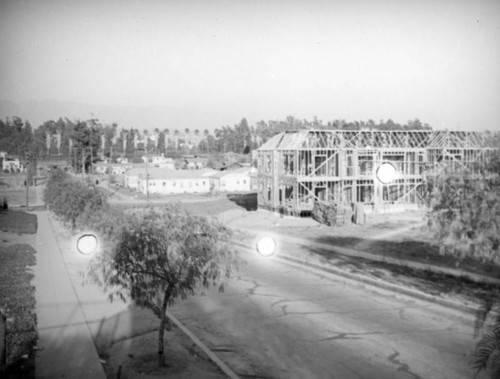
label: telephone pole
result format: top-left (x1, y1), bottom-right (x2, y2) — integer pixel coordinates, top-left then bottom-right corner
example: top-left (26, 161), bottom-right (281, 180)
top-left (25, 152), bottom-right (31, 211)
top-left (145, 147), bottom-right (150, 202)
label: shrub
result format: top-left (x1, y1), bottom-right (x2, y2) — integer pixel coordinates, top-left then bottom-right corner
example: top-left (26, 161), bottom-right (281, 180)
top-left (0, 244), bottom-right (37, 367)
top-left (44, 169), bottom-right (109, 230)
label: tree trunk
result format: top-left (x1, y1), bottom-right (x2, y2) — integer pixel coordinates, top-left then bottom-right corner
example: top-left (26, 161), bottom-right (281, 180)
top-left (158, 287), bottom-right (171, 367)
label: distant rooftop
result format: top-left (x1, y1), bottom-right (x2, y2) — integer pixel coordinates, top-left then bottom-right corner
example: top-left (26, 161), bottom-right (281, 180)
top-left (126, 167), bottom-right (216, 180)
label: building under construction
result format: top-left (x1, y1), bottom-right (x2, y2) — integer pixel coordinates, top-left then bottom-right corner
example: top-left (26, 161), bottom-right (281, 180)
top-left (256, 129), bottom-right (498, 215)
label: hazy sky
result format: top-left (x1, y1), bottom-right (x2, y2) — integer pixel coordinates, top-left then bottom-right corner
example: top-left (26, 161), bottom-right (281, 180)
top-left (1, 0), bottom-right (499, 131)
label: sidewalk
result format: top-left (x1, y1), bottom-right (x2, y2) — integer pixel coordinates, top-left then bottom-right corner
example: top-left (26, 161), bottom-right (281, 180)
top-left (32, 211), bottom-right (107, 378)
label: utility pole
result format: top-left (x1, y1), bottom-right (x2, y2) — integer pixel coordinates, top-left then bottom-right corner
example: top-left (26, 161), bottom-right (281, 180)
top-left (25, 152), bottom-right (30, 211)
top-left (81, 148), bottom-right (85, 182)
top-left (90, 145), bottom-right (93, 184)
top-left (145, 147), bottom-right (150, 202)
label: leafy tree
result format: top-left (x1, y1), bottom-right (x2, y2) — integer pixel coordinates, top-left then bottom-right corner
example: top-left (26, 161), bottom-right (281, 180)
top-left (43, 168), bottom-right (71, 207)
top-left (86, 205), bottom-right (242, 367)
top-left (471, 292), bottom-right (500, 377)
top-left (0, 117), bottom-right (34, 157)
top-left (43, 168), bottom-right (107, 229)
top-left (101, 123), bottom-right (118, 158)
top-left (70, 120), bottom-right (101, 172)
top-left (425, 156), bottom-right (500, 264)
top-left (425, 150), bottom-right (500, 377)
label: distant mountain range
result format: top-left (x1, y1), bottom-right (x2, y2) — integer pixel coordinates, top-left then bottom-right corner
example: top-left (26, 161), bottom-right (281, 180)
top-left (0, 99), bottom-right (231, 131)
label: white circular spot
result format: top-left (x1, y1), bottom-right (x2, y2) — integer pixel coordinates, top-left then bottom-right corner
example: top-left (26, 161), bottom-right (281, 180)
top-left (256, 236), bottom-right (276, 257)
top-left (376, 163), bottom-right (397, 184)
top-left (77, 234), bottom-right (98, 255)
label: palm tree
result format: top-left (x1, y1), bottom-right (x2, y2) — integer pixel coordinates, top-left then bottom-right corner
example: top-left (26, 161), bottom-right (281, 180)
top-left (174, 129), bottom-right (180, 152)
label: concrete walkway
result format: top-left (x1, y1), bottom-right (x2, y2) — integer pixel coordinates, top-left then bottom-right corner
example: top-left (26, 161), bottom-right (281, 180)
top-left (32, 211), bottom-right (106, 379)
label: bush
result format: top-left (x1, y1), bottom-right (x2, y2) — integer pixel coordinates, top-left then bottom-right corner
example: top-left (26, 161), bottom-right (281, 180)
top-left (44, 169), bottom-right (109, 230)
top-left (0, 244), bottom-right (37, 367)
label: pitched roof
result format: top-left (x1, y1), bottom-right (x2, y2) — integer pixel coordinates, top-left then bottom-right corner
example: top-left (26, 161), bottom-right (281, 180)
top-left (209, 166), bottom-right (256, 178)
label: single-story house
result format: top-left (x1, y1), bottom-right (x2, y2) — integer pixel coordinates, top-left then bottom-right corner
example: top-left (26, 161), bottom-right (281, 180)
top-left (209, 167), bottom-right (257, 193)
top-left (2, 158), bottom-right (22, 173)
top-left (125, 167), bottom-right (216, 195)
top-left (182, 157), bottom-right (209, 170)
top-left (94, 163), bottom-right (130, 175)
top-left (150, 155), bottom-right (175, 169)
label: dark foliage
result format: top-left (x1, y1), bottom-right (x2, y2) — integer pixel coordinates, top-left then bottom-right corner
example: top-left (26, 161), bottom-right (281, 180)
top-left (0, 244), bottom-right (37, 369)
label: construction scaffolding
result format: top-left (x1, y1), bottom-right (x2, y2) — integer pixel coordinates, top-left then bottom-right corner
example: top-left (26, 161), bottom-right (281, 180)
top-left (256, 130), bottom-right (498, 215)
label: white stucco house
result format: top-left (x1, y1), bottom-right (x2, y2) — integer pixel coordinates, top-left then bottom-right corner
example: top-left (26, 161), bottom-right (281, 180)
top-left (2, 158), bottom-right (22, 173)
top-left (209, 167), bottom-right (257, 193)
top-left (150, 155), bottom-right (175, 169)
top-left (125, 167), bottom-right (216, 195)
top-left (94, 163), bottom-right (129, 175)
top-left (93, 163), bottom-right (108, 174)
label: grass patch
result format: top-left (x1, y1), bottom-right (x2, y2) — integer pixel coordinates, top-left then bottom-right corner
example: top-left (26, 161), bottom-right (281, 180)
top-left (304, 242), bottom-right (500, 305)
top-left (0, 210), bottom-right (37, 234)
top-left (0, 188), bottom-right (39, 206)
top-left (111, 197), bottom-right (239, 217)
top-left (0, 243), bottom-right (37, 376)
top-left (312, 235), bottom-right (500, 280)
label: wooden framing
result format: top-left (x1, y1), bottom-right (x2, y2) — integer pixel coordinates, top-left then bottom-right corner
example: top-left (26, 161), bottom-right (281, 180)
top-left (257, 130), bottom-right (497, 215)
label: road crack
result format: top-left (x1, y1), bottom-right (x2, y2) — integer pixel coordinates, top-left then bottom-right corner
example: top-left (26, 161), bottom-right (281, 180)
top-left (387, 350), bottom-right (422, 379)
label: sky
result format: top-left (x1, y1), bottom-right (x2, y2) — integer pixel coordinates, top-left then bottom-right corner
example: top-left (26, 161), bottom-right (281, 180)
top-left (1, 0), bottom-right (499, 131)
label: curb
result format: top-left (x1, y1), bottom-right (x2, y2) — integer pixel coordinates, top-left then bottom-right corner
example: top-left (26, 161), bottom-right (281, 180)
top-left (166, 311), bottom-right (240, 379)
top-left (232, 240), bottom-right (479, 318)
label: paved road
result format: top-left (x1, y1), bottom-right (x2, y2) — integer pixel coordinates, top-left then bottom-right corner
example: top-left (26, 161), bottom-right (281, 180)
top-left (173, 247), bottom-right (480, 379)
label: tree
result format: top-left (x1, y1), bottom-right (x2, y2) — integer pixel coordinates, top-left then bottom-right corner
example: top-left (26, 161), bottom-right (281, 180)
top-left (0, 117), bottom-right (35, 157)
top-left (425, 150), bottom-right (500, 377)
top-left (157, 131), bottom-right (166, 154)
top-left (471, 292), bottom-right (500, 377)
top-left (425, 157), bottom-right (500, 264)
top-left (43, 168), bottom-right (107, 229)
top-left (70, 121), bottom-right (101, 172)
top-left (86, 205), bottom-right (242, 367)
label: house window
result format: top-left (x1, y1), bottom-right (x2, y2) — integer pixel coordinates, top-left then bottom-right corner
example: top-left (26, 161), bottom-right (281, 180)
top-left (202, 181), bottom-right (205, 185)
top-left (173, 181), bottom-right (176, 186)
top-left (163, 182), bottom-right (166, 186)
top-left (195, 181), bottom-right (199, 186)
top-left (243, 180), bottom-right (246, 184)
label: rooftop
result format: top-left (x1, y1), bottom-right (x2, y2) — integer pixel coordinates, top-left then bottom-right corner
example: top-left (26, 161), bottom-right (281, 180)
top-left (126, 167), bottom-right (216, 180)
top-left (257, 129), bottom-right (498, 151)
